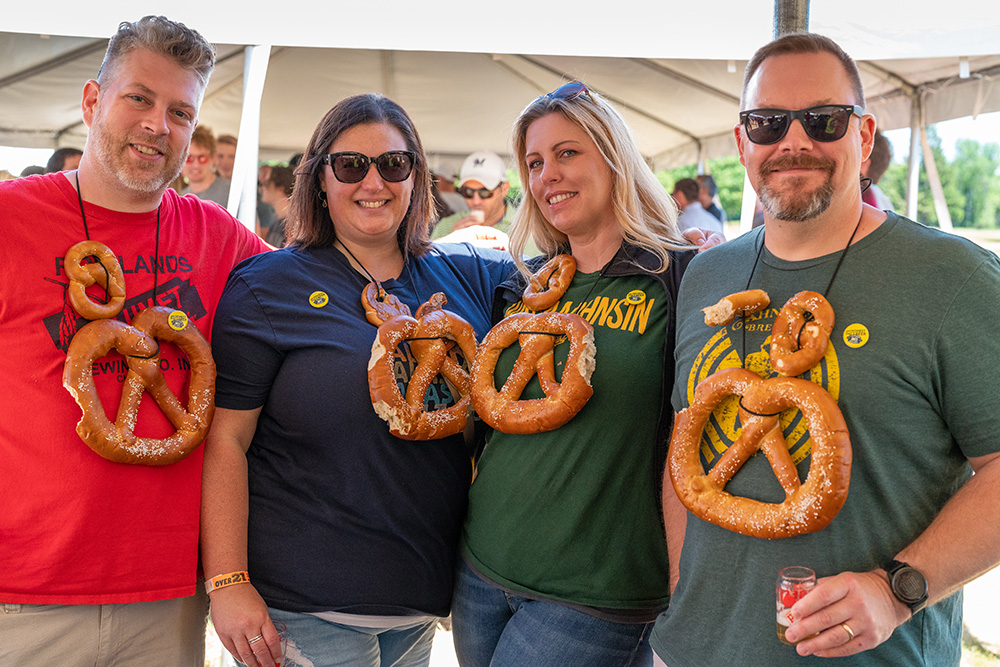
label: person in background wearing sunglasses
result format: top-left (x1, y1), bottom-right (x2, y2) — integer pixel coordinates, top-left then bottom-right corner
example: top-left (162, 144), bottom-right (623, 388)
top-left (451, 81), bottom-right (709, 667)
top-left (652, 33), bottom-right (1000, 667)
top-left (200, 93), bottom-right (516, 667)
top-left (181, 123), bottom-right (231, 206)
top-left (431, 150), bottom-right (538, 255)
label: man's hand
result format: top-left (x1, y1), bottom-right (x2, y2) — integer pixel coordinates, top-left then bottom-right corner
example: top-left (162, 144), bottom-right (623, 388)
top-left (783, 570), bottom-right (911, 658)
top-left (682, 227), bottom-right (726, 252)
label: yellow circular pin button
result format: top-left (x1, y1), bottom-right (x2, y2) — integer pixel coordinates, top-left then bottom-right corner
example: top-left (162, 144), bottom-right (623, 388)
top-left (842, 323), bottom-right (869, 349)
top-left (309, 291), bottom-right (329, 308)
top-left (167, 310), bottom-right (189, 331)
top-left (625, 289), bottom-right (646, 305)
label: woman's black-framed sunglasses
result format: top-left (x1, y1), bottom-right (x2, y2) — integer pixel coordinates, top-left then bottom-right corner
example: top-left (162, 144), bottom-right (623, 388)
top-left (536, 81), bottom-right (592, 104)
top-left (322, 151), bottom-right (416, 183)
top-left (739, 105), bottom-right (864, 145)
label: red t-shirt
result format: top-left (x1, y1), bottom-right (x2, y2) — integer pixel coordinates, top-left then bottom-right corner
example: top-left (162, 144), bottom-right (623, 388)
top-left (0, 173), bottom-right (268, 604)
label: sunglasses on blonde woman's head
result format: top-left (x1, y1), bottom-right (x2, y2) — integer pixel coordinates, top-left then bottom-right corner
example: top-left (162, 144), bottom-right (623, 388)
top-left (322, 151), bottom-right (416, 183)
top-left (739, 105), bottom-right (864, 145)
top-left (535, 81), bottom-right (592, 104)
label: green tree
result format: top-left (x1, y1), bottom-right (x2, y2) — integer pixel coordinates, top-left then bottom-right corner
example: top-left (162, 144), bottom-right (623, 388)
top-left (952, 139), bottom-right (1000, 228)
top-left (879, 128), bottom-right (1000, 229)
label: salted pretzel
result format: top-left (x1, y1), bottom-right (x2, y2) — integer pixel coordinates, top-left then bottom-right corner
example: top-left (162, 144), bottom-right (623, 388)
top-left (770, 291), bottom-right (835, 377)
top-left (368, 292), bottom-right (478, 440)
top-left (522, 254), bottom-right (577, 311)
top-left (361, 281), bottom-right (411, 326)
top-left (64, 240), bottom-right (127, 320)
top-left (471, 311), bottom-right (595, 434)
top-left (62, 306), bottom-right (216, 465)
top-left (701, 289), bottom-right (770, 326)
top-left (668, 367), bottom-right (851, 538)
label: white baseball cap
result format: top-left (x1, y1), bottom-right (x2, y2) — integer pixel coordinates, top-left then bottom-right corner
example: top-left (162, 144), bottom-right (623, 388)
top-left (458, 151), bottom-right (508, 190)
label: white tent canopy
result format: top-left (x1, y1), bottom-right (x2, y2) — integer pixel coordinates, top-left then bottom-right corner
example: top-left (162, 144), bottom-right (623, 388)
top-left (3, 1), bottom-right (1000, 224)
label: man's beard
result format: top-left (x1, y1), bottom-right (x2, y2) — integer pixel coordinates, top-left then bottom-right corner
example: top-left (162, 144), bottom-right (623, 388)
top-left (88, 120), bottom-right (184, 195)
top-left (757, 154), bottom-right (836, 222)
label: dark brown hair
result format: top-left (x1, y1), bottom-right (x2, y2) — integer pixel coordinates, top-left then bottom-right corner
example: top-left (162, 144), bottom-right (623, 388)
top-left (741, 33), bottom-right (865, 109)
top-left (286, 94), bottom-right (432, 255)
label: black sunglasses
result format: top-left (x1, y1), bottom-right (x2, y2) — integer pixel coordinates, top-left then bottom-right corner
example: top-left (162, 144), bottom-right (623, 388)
top-left (322, 151), bottom-right (416, 183)
top-left (739, 105), bottom-right (864, 145)
top-left (535, 81), bottom-right (592, 104)
top-left (457, 185), bottom-right (498, 199)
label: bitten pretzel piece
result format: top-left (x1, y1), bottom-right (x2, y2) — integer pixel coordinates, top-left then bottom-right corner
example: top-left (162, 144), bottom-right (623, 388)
top-left (361, 281), bottom-right (411, 326)
top-left (471, 311), bottom-right (595, 434)
top-left (522, 254), bottom-right (577, 311)
top-left (368, 293), bottom-right (478, 440)
top-left (770, 291), bottom-right (834, 377)
top-left (64, 240), bottom-right (127, 321)
top-left (62, 306), bottom-right (216, 465)
top-left (701, 289), bottom-right (770, 326)
top-left (668, 367), bottom-right (851, 539)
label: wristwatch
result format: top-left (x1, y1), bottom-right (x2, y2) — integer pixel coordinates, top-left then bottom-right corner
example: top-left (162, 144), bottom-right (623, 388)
top-left (885, 559), bottom-right (928, 614)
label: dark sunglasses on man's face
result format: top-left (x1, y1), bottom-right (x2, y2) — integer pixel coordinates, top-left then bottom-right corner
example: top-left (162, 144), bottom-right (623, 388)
top-left (322, 151), bottom-right (416, 183)
top-left (457, 185), bottom-right (498, 199)
top-left (739, 105), bottom-right (864, 145)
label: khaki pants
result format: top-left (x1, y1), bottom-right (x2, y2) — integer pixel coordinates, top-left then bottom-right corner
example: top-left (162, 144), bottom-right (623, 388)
top-left (0, 587), bottom-right (208, 667)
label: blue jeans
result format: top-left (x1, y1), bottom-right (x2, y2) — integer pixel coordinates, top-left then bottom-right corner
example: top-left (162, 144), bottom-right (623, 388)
top-left (451, 561), bottom-right (653, 667)
top-left (267, 607), bottom-right (437, 667)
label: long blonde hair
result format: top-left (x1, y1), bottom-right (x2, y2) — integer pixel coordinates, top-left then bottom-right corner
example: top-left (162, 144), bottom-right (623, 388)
top-left (509, 84), bottom-right (691, 276)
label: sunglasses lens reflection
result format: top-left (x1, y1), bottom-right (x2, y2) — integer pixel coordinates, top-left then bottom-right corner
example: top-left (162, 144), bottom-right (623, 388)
top-left (742, 106), bottom-right (856, 145)
top-left (330, 152), bottom-right (414, 183)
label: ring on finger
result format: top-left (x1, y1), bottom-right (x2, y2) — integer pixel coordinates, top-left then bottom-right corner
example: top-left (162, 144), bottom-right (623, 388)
top-left (841, 622), bottom-right (855, 642)
top-left (248, 633), bottom-right (264, 645)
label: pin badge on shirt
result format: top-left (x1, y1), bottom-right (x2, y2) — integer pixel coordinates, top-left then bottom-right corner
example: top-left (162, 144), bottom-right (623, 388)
top-left (625, 290), bottom-right (646, 306)
top-left (843, 323), bottom-right (869, 348)
top-left (168, 310), bottom-right (189, 331)
top-left (309, 291), bottom-right (330, 308)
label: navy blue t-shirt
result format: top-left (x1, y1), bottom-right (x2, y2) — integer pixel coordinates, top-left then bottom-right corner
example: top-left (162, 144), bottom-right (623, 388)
top-left (212, 242), bottom-right (514, 616)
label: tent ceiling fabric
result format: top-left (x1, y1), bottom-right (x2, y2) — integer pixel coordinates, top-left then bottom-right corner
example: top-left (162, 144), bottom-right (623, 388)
top-left (3, 9), bottom-right (1000, 174)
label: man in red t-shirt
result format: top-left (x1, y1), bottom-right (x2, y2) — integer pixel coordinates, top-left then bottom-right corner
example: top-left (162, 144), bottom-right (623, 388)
top-left (0, 15), bottom-right (267, 666)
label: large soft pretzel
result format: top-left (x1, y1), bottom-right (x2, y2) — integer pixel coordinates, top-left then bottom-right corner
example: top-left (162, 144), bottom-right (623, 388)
top-left (62, 306), bottom-right (216, 465)
top-left (471, 311), bottom-right (595, 434)
top-left (770, 291), bottom-right (835, 377)
top-left (522, 254), bottom-right (576, 311)
top-left (368, 292), bottom-right (478, 440)
top-left (668, 367), bottom-right (851, 538)
top-left (64, 240), bottom-right (127, 320)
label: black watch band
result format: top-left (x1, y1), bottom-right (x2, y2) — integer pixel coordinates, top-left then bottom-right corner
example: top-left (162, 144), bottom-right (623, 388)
top-left (885, 559), bottom-right (928, 614)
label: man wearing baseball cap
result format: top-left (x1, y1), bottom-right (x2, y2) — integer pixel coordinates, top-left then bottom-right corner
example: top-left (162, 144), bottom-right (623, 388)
top-left (432, 150), bottom-right (523, 250)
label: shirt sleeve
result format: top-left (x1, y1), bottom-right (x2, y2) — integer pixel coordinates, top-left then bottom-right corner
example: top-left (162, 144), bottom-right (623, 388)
top-left (211, 272), bottom-right (284, 410)
top-left (935, 254), bottom-right (1000, 459)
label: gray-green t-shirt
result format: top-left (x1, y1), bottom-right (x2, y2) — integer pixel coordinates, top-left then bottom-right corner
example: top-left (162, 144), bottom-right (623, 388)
top-left (652, 213), bottom-right (1000, 666)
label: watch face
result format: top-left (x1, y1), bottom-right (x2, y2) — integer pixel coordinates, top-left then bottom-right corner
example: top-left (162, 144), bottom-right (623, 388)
top-left (895, 568), bottom-right (928, 602)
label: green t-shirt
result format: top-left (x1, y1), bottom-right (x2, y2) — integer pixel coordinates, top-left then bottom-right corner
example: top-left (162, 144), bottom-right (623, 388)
top-left (462, 270), bottom-right (672, 616)
top-left (652, 213), bottom-right (1000, 666)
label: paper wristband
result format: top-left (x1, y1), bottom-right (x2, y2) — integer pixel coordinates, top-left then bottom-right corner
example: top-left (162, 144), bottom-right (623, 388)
top-left (205, 570), bottom-right (250, 593)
